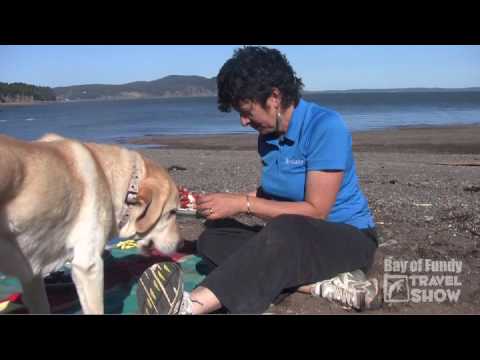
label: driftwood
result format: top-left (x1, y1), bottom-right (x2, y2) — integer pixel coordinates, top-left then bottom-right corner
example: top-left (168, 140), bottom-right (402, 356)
top-left (167, 165), bottom-right (187, 172)
top-left (432, 161), bottom-right (480, 167)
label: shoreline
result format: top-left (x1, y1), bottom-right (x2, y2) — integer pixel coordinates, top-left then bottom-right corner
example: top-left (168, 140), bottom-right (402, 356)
top-left (2, 88), bottom-right (479, 107)
top-left (0, 95), bottom-right (218, 107)
top-left (122, 123), bottom-right (480, 154)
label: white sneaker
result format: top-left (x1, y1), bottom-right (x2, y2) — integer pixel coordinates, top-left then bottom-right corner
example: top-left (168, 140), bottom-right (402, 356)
top-left (311, 270), bottom-right (380, 311)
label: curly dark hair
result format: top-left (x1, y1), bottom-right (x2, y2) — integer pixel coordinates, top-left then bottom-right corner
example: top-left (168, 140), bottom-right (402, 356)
top-left (216, 46), bottom-right (304, 112)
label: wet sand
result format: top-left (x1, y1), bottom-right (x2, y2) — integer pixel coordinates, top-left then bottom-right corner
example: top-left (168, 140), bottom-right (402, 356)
top-left (126, 123), bottom-right (480, 154)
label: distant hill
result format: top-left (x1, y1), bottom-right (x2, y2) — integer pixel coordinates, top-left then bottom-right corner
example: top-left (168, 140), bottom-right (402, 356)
top-left (54, 75), bottom-right (217, 100)
top-left (2, 76), bottom-right (479, 105)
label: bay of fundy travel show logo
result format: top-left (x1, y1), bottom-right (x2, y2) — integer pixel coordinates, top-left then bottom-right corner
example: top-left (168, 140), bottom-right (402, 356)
top-left (383, 257), bottom-right (462, 304)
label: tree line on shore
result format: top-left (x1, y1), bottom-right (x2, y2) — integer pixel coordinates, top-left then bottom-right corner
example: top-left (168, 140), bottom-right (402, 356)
top-left (0, 82), bottom-right (56, 103)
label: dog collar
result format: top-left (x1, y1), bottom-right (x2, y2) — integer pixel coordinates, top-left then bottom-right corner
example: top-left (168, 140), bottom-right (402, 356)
top-left (118, 161), bottom-right (142, 230)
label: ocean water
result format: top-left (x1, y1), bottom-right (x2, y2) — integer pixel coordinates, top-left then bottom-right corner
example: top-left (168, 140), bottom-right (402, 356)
top-left (1, 92), bottom-right (480, 147)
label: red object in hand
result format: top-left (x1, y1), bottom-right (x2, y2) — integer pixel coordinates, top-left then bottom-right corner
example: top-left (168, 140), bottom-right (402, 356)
top-left (178, 186), bottom-right (198, 210)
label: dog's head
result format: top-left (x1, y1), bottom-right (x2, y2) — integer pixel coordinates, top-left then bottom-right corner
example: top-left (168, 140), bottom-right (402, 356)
top-left (119, 156), bottom-right (181, 256)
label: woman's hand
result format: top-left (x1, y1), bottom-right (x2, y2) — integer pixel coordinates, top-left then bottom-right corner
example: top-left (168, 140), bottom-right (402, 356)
top-left (196, 192), bottom-right (246, 220)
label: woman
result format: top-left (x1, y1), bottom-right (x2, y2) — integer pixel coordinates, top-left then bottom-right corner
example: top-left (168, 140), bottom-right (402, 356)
top-left (136, 46), bottom-right (379, 315)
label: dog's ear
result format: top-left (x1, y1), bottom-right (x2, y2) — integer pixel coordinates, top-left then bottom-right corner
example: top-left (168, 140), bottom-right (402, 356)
top-left (135, 178), bottom-right (170, 234)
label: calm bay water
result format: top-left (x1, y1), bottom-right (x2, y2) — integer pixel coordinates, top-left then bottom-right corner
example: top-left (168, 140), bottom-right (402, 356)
top-left (1, 92), bottom-right (480, 146)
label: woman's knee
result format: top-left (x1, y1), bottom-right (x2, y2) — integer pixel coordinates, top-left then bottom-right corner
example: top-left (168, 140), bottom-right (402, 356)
top-left (262, 214), bottom-right (313, 247)
top-left (265, 214), bottom-right (312, 235)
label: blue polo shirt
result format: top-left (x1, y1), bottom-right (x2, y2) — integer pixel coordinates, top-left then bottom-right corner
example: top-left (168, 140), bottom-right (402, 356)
top-left (258, 99), bottom-right (375, 230)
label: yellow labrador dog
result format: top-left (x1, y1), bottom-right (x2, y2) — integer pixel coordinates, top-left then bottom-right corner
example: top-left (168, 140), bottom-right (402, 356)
top-left (0, 133), bottom-right (182, 314)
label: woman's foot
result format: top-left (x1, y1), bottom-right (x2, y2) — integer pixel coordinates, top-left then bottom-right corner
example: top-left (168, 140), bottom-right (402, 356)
top-left (311, 270), bottom-right (381, 311)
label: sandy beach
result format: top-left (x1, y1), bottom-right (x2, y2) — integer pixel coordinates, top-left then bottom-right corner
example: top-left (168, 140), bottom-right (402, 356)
top-left (133, 124), bottom-right (480, 314)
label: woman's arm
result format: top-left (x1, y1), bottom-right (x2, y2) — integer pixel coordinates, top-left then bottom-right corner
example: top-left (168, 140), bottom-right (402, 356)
top-left (247, 171), bottom-right (343, 220)
top-left (196, 171), bottom-right (343, 220)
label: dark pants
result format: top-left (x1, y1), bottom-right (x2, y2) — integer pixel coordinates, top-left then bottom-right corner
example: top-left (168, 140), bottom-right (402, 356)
top-left (196, 214), bottom-right (378, 314)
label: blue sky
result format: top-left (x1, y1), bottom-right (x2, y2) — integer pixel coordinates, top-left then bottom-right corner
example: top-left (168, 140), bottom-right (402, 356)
top-left (1, 45), bottom-right (479, 90)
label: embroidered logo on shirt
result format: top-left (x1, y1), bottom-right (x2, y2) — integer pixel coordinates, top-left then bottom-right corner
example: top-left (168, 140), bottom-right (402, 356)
top-left (285, 158), bottom-right (305, 166)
